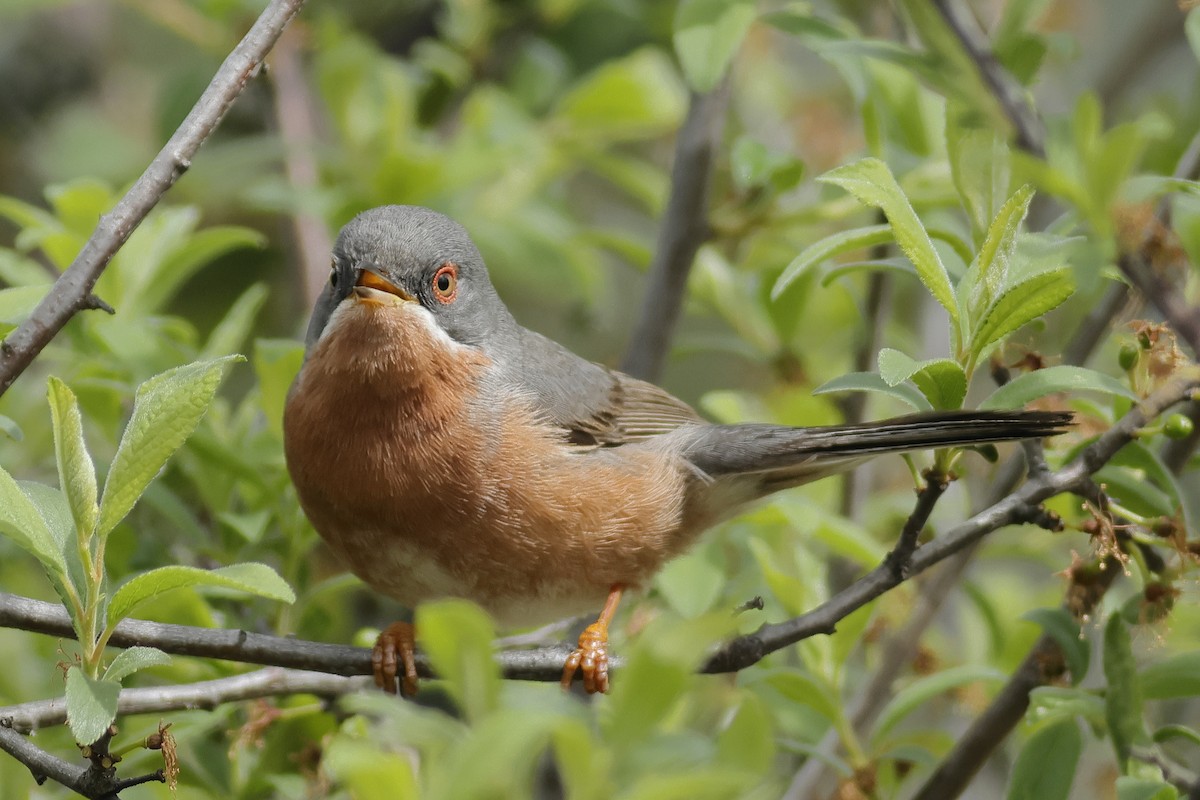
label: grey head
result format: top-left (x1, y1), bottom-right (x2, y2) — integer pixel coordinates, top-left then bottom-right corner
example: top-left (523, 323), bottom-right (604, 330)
top-left (304, 205), bottom-right (517, 351)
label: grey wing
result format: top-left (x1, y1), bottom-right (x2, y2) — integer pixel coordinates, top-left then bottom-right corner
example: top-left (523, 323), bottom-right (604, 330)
top-left (505, 328), bottom-right (703, 446)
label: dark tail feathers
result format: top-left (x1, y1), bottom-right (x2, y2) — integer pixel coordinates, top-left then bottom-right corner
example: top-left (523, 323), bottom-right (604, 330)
top-left (684, 409), bottom-right (1073, 477)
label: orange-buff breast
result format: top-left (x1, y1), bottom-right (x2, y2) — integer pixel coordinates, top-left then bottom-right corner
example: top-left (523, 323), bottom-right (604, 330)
top-left (283, 299), bottom-right (693, 627)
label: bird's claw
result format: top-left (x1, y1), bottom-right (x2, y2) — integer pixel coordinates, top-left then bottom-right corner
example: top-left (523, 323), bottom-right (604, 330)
top-left (373, 621), bottom-right (419, 697)
top-left (561, 621), bottom-right (610, 693)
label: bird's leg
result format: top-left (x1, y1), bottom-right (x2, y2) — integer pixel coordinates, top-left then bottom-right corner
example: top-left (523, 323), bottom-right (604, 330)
top-left (562, 585), bottom-right (623, 694)
top-left (373, 621), bottom-right (419, 696)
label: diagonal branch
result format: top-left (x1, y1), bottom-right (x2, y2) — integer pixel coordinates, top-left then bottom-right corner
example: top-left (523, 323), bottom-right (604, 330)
top-left (620, 80), bottom-right (731, 382)
top-left (0, 0), bottom-right (307, 397)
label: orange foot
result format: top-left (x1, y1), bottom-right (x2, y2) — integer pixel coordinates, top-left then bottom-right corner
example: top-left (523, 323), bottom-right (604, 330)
top-left (562, 621), bottom-right (611, 694)
top-left (373, 621), bottom-right (419, 696)
top-left (561, 585), bottom-right (624, 694)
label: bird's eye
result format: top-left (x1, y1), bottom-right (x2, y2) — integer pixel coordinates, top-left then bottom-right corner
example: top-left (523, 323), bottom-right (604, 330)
top-left (329, 261), bottom-right (339, 288)
top-left (432, 263), bottom-right (458, 303)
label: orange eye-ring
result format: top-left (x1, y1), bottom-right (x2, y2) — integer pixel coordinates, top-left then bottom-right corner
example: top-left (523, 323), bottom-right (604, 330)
top-left (432, 264), bottom-right (458, 303)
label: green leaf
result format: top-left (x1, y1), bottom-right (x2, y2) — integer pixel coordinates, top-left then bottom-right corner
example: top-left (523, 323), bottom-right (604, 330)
top-left (653, 540), bottom-right (724, 617)
top-left (877, 349), bottom-right (966, 410)
top-left (416, 600), bottom-right (499, 721)
top-left (813, 371), bottom-right (932, 412)
top-left (201, 282), bottom-right (268, 360)
top-left (1023, 608), bottom-right (1089, 685)
top-left (254, 339), bottom-right (305, 440)
top-left (763, 670), bottom-right (842, 726)
top-left (969, 268), bottom-right (1075, 363)
top-left (47, 377), bottom-right (98, 539)
top-left (0, 467), bottom-right (67, 577)
top-left (1027, 686), bottom-right (1107, 730)
top-left (716, 693), bottom-right (774, 773)
top-left (65, 666), bottom-right (120, 746)
top-left (947, 114), bottom-right (1011, 245)
top-left (97, 356), bottom-right (242, 538)
top-left (553, 48), bottom-right (686, 143)
top-left (961, 185), bottom-right (1035, 324)
top-left (772, 224), bottom-right (893, 299)
top-left (1153, 724), bottom-right (1200, 747)
top-left (673, 0), bottom-right (755, 92)
top-left (980, 365), bottom-right (1138, 410)
top-left (910, 359), bottom-right (968, 410)
top-left (1116, 777), bottom-right (1179, 800)
top-left (819, 161), bottom-right (958, 327)
top-left (0, 413), bottom-right (23, 441)
top-left (874, 665), bottom-right (1005, 742)
top-left (1006, 719), bottom-right (1081, 800)
top-left (103, 646), bottom-right (171, 683)
top-left (1104, 614), bottom-right (1148, 768)
top-left (1141, 651), bottom-right (1200, 700)
top-left (1188, 7), bottom-right (1200, 64)
top-left (106, 563), bottom-right (295, 626)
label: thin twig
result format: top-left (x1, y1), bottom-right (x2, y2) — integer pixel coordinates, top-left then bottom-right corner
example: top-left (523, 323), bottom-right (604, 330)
top-left (268, 23), bottom-right (333, 308)
top-left (620, 81), bottom-right (730, 381)
top-left (0, 668), bottom-right (366, 734)
top-left (0, 0), bottom-right (307, 397)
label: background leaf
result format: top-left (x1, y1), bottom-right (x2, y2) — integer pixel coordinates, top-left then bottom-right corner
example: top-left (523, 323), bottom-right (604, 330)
top-left (106, 562), bottom-right (295, 626)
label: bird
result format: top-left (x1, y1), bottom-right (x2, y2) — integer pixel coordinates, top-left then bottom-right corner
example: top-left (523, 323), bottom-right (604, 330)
top-left (282, 205), bottom-right (1071, 696)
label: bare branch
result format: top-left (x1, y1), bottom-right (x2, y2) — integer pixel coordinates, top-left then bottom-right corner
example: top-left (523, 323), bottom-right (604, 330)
top-left (929, 0), bottom-right (1045, 157)
top-left (268, 23), bottom-right (334, 308)
top-left (0, 0), bottom-right (307, 397)
top-left (621, 81), bottom-right (730, 382)
top-left (0, 668), bottom-right (366, 734)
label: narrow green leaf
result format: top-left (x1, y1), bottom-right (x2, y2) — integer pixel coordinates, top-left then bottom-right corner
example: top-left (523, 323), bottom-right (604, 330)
top-left (969, 268), bottom-right (1075, 362)
top-left (772, 224), bottom-right (893, 299)
top-left (103, 646), bottom-right (171, 683)
top-left (1188, 7), bottom-right (1200, 64)
top-left (1006, 719), bottom-right (1081, 800)
top-left (65, 666), bottom-right (120, 746)
top-left (1103, 614), bottom-right (1148, 768)
top-left (106, 562), bottom-right (294, 626)
top-left (947, 115), bottom-right (1010, 244)
top-left (0, 467), bottom-right (67, 576)
top-left (1141, 651), bottom-right (1200, 700)
top-left (979, 365), bottom-right (1137, 410)
top-left (962, 185), bottom-right (1035, 323)
top-left (1023, 608), bottom-right (1089, 685)
top-left (716, 694), bottom-right (774, 774)
top-left (47, 377), bottom-right (98, 538)
top-left (820, 158), bottom-right (959, 325)
top-left (1153, 724), bottom-right (1200, 747)
top-left (763, 671), bottom-right (842, 726)
top-left (201, 282), bottom-right (268, 360)
top-left (97, 356), bottom-right (242, 538)
top-left (874, 665), bottom-right (1005, 742)
top-left (416, 600), bottom-right (500, 721)
top-left (1027, 686), bottom-right (1107, 730)
top-left (673, 0), bottom-right (756, 92)
top-left (814, 371), bottom-right (933, 412)
top-left (554, 48), bottom-right (686, 143)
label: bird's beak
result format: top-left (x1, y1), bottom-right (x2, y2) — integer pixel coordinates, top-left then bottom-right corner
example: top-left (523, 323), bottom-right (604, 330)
top-left (355, 267), bottom-right (415, 302)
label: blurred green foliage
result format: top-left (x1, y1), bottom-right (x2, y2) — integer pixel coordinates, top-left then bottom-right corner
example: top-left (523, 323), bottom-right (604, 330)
top-left (0, 0), bottom-right (1199, 798)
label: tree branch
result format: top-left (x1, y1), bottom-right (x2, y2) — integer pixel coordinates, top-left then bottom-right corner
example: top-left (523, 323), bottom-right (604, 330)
top-left (620, 81), bottom-right (730, 382)
top-left (0, 668), bottom-right (366, 734)
top-left (0, 0), bottom-right (307, 397)
top-left (929, 0), bottom-right (1045, 157)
